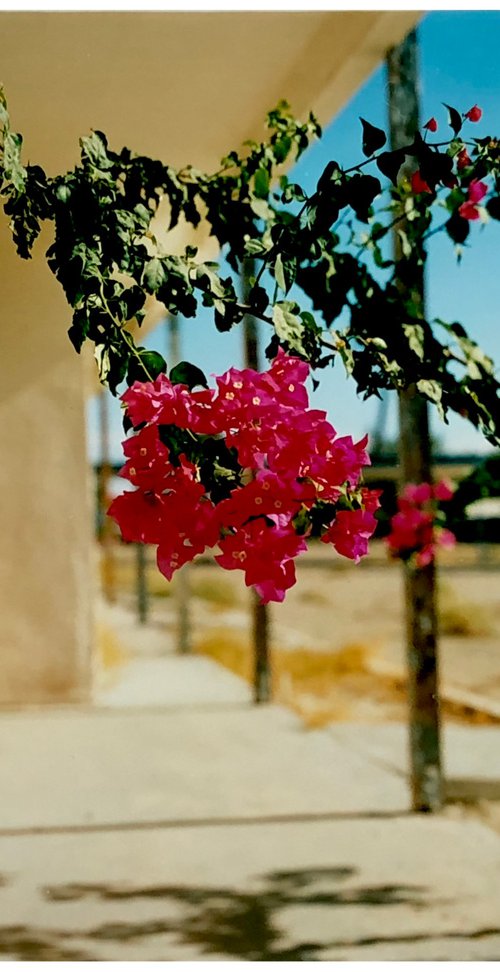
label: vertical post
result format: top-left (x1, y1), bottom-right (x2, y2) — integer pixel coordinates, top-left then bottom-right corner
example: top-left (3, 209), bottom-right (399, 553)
top-left (176, 566), bottom-right (191, 655)
top-left (166, 314), bottom-right (192, 654)
top-left (98, 388), bottom-right (116, 604)
top-left (242, 259), bottom-right (271, 703)
top-left (387, 31), bottom-right (443, 812)
top-left (136, 542), bottom-right (148, 624)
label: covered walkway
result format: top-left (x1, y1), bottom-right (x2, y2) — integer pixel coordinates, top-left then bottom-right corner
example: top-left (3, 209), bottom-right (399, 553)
top-left (0, 619), bottom-right (499, 961)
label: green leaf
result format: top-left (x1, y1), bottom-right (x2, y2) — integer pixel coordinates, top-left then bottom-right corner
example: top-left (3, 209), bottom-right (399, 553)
top-left (317, 160), bottom-right (342, 192)
top-left (55, 183), bottom-right (72, 204)
top-left (274, 252), bottom-right (296, 293)
top-left (2, 130), bottom-right (26, 192)
top-left (169, 360), bottom-right (208, 389)
top-left (143, 257), bottom-right (166, 293)
top-left (244, 238), bottom-right (271, 256)
top-left (272, 301), bottom-right (305, 354)
top-left (249, 196), bottom-right (274, 220)
top-left (486, 196), bottom-right (500, 220)
top-left (338, 342), bottom-right (355, 375)
top-left (417, 145), bottom-right (453, 190)
top-left (360, 118), bottom-right (387, 157)
top-left (281, 181), bottom-right (306, 203)
top-left (446, 212), bottom-right (470, 245)
top-left (403, 322), bottom-right (425, 360)
top-left (127, 349), bottom-right (167, 384)
top-left (80, 130), bottom-right (112, 170)
top-left (443, 103), bottom-right (463, 137)
top-left (397, 229), bottom-right (413, 259)
top-left (254, 166), bottom-right (270, 199)
top-left (345, 174), bottom-right (381, 222)
top-left (195, 263), bottom-right (229, 299)
top-left (68, 307), bottom-right (90, 353)
top-left (417, 378), bottom-right (444, 417)
top-left (273, 135), bottom-right (291, 163)
top-left (376, 149), bottom-right (405, 185)
top-left (94, 345), bottom-right (111, 383)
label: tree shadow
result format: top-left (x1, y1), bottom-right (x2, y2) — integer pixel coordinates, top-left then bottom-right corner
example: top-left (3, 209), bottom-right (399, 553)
top-left (3, 863), bottom-right (498, 959)
top-left (0, 926), bottom-right (89, 961)
top-left (34, 865), bottom-right (429, 961)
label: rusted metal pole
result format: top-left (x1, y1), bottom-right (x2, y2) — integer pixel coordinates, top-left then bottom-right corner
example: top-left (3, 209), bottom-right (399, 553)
top-left (166, 314), bottom-right (192, 654)
top-left (387, 30), bottom-right (443, 812)
top-left (136, 541), bottom-right (148, 625)
top-left (242, 260), bottom-right (271, 703)
top-left (98, 388), bottom-right (116, 604)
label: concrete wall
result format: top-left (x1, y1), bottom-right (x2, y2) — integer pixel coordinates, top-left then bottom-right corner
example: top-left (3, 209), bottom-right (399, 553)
top-left (0, 221), bottom-right (92, 704)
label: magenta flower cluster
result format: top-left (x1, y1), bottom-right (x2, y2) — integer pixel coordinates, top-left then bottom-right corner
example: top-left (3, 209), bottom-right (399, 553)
top-left (385, 480), bottom-right (456, 568)
top-left (108, 350), bottom-right (380, 602)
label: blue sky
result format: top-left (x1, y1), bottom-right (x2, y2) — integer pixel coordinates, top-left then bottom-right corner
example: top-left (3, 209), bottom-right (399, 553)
top-left (87, 11), bottom-right (500, 463)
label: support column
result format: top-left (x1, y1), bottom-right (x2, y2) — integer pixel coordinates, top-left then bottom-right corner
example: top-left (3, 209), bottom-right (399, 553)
top-left (242, 261), bottom-right (271, 704)
top-left (0, 222), bottom-right (92, 704)
top-left (387, 30), bottom-right (443, 811)
top-left (166, 315), bottom-right (191, 654)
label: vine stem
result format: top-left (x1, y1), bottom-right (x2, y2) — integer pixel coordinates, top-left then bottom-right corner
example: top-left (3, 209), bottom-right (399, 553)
top-left (97, 276), bottom-right (156, 383)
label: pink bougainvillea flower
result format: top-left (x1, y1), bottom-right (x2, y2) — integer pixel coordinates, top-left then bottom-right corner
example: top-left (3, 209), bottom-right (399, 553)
top-left (216, 469), bottom-right (307, 528)
top-left (385, 507), bottom-right (433, 555)
top-left (465, 105), bottom-right (482, 122)
top-left (119, 425), bottom-right (173, 491)
top-left (114, 350), bottom-right (378, 602)
top-left (108, 489), bottom-right (165, 544)
top-left (321, 508), bottom-right (377, 564)
top-left (121, 375), bottom-right (170, 427)
top-left (457, 147), bottom-right (472, 170)
top-left (468, 179), bottom-right (488, 204)
top-left (437, 527), bottom-right (456, 550)
top-left (261, 346), bottom-right (310, 410)
top-left (252, 560), bottom-right (297, 605)
top-left (415, 544), bottom-right (436, 568)
top-left (360, 487), bottom-right (383, 513)
top-left (385, 478), bottom-right (456, 568)
top-left (433, 478), bottom-right (455, 501)
top-left (411, 170), bottom-right (432, 194)
top-left (458, 201), bottom-right (481, 221)
top-left (185, 387), bottom-right (223, 435)
top-left (423, 117), bottom-right (438, 133)
top-left (214, 365), bottom-right (277, 427)
top-left (225, 420), bottom-right (277, 470)
top-left (122, 424), bottom-right (167, 465)
top-left (216, 519), bottom-right (308, 603)
top-left (156, 495), bottom-right (219, 580)
top-left (265, 411), bottom-right (335, 479)
top-left (296, 433), bottom-right (370, 502)
top-left (155, 467), bottom-right (219, 581)
top-left (401, 482), bottom-right (433, 506)
top-left (328, 434), bottom-right (370, 487)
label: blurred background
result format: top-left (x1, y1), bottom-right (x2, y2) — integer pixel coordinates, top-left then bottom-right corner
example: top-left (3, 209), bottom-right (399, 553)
top-left (1, 9), bottom-right (500, 961)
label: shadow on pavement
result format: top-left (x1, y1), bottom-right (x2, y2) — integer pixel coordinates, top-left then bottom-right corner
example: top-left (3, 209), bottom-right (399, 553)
top-left (1, 866), bottom-right (426, 961)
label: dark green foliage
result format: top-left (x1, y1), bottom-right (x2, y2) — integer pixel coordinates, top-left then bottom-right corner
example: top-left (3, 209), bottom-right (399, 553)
top-left (360, 118), bottom-right (387, 156)
top-left (169, 361), bottom-right (208, 389)
top-left (487, 196), bottom-right (500, 220)
top-left (376, 148), bottom-right (406, 185)
top-left (1, 86), bottom-right (499, 445)
top-left (443, 103), bottom-right (463, 137)
top-left (127, 349), bottom-right (167, 384)
top-left (446, 212), bottom-right (470, 244)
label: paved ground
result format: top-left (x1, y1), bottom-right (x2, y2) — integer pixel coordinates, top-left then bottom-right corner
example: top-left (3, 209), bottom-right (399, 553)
top-left (1, 607), bottom-right (499, 960)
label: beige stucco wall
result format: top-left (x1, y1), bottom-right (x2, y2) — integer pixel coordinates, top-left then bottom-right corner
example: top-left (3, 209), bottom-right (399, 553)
top-left (0, 10), bottom-right (420, 704)
top-left (0, 221), bottom-right (92, 704)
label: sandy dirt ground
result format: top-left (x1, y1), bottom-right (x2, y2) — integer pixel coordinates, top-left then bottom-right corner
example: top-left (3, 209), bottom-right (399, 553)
top-left (98, 541), bottom-right (500, 726)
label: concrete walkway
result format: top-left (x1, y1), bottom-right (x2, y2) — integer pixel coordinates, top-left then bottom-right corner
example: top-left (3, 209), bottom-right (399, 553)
top-left (1, 615), bottom-right (500, 959)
